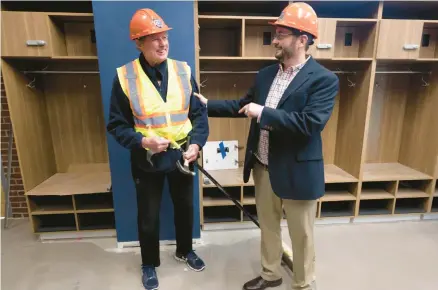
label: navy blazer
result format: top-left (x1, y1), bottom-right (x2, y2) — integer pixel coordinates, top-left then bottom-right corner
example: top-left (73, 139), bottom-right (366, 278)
top-left (207, 56), bottom-right (339, 200)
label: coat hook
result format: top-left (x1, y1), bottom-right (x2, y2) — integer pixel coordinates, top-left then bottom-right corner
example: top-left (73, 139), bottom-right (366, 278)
top-left (200, 78), bottom-right (208, 88)
top-left (26, 77), bottom-right (36, 89)
top-left (347, 76), bottom-right (355, 87)
top-left (421, 75), bottom-right (429, 87)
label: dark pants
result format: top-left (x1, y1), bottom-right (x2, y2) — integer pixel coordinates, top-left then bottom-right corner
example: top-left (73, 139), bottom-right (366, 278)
top-left (134, 168), bottom-right (194, 267)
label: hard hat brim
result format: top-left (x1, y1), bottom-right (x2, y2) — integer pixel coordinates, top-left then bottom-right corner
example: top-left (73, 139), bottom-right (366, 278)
top-left (130, 26), bottom-right (172, 40)
top-left (268, 20), bottom-right (318, 39)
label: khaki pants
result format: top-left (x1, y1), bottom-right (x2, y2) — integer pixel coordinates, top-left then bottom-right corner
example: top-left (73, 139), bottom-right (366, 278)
top-left (253, 163), bottom-right (317, 290)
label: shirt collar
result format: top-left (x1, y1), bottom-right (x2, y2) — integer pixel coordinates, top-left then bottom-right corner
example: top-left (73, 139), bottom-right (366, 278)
top-left (139, 53), bottom-right (167, 78)
top-left (279, 55), bottom-right (311, 73)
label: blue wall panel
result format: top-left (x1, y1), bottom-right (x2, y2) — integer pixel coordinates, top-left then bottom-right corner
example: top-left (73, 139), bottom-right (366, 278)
top-left (92, 0), bottom-right (200, 243)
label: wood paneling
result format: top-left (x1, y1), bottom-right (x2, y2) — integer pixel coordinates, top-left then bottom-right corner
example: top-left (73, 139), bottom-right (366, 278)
top-left (43, 75), bottom-right (108, 173)
top-left (1, 60), bottom-right (57, 192)
top-left (308, 19), bottom-right (337, 59)
top-left (398, 66), bottom-right (438, 176)
top-left (377, 20), bottom-right (423, 59)
top-left (419, 26), bottom-right (438, 59)
top-left (321, 91), bottom-right (339, 164)
top-left (334, 22), bottom-right (377, 58)
top-left (366, 74), bottom-right (409, 163)
top-left (64, 22), bottom-right (97, 56)
top-left (201, 74), bottom-right (253, 164)
top-left (335, 68), bottom-right (373, 178)
top-left (1, 12), bottom-right (52, 57)
top-left (244, 24), bottom-right (276, 57)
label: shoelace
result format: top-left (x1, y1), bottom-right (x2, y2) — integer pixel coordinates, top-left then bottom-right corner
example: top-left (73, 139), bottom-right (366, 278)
top-left (186, 251), bottom-right (200, 261)
top-left (142, 266), bottom-right (156, 279)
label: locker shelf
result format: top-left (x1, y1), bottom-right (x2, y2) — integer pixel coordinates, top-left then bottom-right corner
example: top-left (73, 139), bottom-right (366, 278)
top-left (77, 212), bottom-right (115, 231)
top-left (203, 206), bottom-right (242, 223)
top-left (28, 195), bottom-right (74, 215)
top-left (362, 163), bottom-right (432, 182)
top-left (359, 199), bottom-right (394, 216)
top-left (33, 214), bottom-right (76, 233)
top-left (394, 198), bottom-right (428, 214)
top-left (361, 181), bottom-right (396, 200)
top-left (320, 200), bottom-right (355, 218)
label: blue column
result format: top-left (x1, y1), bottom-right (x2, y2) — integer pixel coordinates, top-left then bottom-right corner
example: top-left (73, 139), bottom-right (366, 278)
top-left (92, 1), bottom-right (200, 243)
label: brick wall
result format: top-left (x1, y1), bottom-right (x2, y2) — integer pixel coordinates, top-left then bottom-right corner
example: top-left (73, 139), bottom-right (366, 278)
top-left (1, 74), bottom-right (28, 218)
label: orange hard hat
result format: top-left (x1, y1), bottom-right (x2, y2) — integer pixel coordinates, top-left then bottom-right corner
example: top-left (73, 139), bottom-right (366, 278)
top-left (269, 2), bottom-right (318, 39)
top-left (129, 8), bottom-right (172, 40)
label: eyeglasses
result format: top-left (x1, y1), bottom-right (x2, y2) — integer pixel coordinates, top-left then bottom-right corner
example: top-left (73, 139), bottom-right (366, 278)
top-left (150, 34), bottom-right (168, 42)
top-left (272, 32), bottom-right (293, 40)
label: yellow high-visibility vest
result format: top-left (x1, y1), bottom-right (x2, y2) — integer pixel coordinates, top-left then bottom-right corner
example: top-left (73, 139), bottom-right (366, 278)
top-left (117, 58), bottom-right (193, 149)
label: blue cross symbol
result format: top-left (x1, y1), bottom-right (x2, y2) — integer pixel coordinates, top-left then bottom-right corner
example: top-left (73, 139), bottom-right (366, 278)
top-left (218, 141), bottom-right (227, 159)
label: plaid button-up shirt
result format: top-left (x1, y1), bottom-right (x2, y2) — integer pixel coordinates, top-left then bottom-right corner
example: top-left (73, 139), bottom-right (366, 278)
top-left (255, 56), bottom-right (310, 166)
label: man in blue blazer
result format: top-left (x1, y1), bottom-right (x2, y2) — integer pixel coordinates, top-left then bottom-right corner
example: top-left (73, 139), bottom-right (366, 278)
top-left (195, 3), bottom-right (339, 290)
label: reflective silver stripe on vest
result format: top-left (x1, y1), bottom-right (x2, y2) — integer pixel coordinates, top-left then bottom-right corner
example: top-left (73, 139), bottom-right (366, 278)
top-left (142, 115), bottom-right (167, 127)
top-left (174, 61), bottom-right (191, 110)
top-left (127, 60), bottom-right (190, 128)
top-left (171, 112), bottom-right (189, 123)
top-left (124, 62), bottom-right (143, 115)
top-left (136, 113), bottom-right (187, 127)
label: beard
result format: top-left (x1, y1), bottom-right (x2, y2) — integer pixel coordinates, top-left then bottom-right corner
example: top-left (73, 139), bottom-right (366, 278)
top-left (274, 46), bottom-right (293, 61)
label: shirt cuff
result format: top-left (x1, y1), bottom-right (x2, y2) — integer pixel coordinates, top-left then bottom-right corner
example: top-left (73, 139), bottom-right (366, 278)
top-left (257, 107), bottom-right (264, 123)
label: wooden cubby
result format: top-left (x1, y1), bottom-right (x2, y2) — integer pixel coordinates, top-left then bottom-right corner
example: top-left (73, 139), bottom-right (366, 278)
top-left (47, 13), bottom-right (97, 59)
top-left (1, 11), bottom-right (97, 59)
top-left (203, 205), bottom-right (242, 224)
top-left (1, 8), bottom-right (113, 236)
top-left (377, 20), bottom-right (438, 61)
top-left (419, 22), bottom-right (438, 60)
top-left (33, 214), bottom-right (77, 233)
top-left (363, 62), bottom-right (438, 182)
top-left (77, 212), bottom-right (116, 231)
top-left (199, 16), bottom-right (243, 58)
top-left (2, 1), bottom-right (438, 235)
top-left (242, 205), bottom-right (258, 222)
top-left (195, 1), bottom-right (438, 228)
top-left (309, 19), bottom-right (377, 60)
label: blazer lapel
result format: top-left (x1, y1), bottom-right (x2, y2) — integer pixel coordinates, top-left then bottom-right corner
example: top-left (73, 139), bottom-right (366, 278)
top-left (277, 57), bottom-right (314, 108)
top-left (258, 65), bottom-right (279, 105)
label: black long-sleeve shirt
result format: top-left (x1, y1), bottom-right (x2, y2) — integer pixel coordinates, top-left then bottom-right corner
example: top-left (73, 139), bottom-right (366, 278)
top-left (107, 53), bottom-right (209, 174)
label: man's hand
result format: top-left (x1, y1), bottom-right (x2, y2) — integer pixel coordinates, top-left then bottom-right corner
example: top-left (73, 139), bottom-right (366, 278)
top-left (193, 92), bottom-right (208, 105)
top-left (183, 144), bottom-right (200, 163)
top-left (142, 136), bottom-right (170, 153)
top-left (238, 103), bottom-right (264, 119)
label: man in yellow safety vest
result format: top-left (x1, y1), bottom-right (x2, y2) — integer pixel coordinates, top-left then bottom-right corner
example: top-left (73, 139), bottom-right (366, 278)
top-left (106, 8), bottom-right (209, 290)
